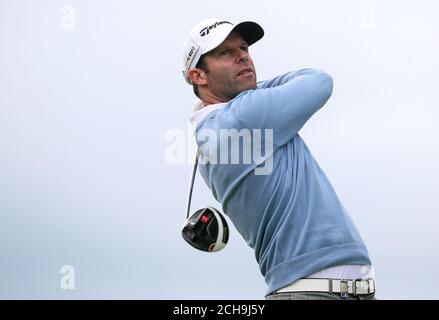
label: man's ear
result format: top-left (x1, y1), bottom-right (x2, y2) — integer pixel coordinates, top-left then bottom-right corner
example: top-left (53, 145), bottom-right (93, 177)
top-left (188, 68), bottom-right (207, 86)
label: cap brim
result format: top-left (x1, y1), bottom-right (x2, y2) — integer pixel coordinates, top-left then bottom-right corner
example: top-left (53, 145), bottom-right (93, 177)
top-left (232, 21), bottom-right (264, 46)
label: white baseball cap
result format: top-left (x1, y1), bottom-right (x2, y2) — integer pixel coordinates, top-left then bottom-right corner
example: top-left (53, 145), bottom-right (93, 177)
top-left (181, 18), bottom-right (264, 85)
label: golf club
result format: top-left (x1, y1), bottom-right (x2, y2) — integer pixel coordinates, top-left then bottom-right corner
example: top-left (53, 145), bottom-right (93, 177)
top-left (182, 152), bottom-right (229, 252)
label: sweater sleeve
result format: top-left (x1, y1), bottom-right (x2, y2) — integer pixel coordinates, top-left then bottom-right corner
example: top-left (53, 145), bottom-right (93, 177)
top-left (233, 68), bottom-right (333, 146)
top-left (256, 72), bottom-right (297, 89)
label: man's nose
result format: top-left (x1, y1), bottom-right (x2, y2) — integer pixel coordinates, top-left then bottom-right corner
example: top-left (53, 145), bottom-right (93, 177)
top-left (236, 49), bottom-right (249, 63)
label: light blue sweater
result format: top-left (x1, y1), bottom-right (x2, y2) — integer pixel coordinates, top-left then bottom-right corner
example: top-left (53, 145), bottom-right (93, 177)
top-left (193, 68), bottom-right (372, 295)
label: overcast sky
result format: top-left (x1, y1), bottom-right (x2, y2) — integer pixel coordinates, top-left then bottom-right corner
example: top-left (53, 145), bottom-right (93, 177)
top-left (1, 0), bottom-right (438, 299)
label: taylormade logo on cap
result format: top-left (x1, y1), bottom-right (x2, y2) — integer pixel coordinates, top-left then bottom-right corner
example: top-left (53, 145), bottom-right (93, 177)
top-left (185, 46), bottom-right (196, 69)
top-left (199, 21), bottom-right (233, 37)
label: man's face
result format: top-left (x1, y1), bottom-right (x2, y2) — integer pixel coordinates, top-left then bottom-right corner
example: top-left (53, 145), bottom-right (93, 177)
top-left (202, 32), bottom-right (257, 101)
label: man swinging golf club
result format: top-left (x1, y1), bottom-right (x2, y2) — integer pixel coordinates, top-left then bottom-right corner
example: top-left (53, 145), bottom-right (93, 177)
top-left (181, 18), bottom-right (377, 300)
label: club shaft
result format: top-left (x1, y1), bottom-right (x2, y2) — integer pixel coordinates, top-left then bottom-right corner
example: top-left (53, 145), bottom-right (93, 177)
top-left (185, 152), bottom-right (198, 220)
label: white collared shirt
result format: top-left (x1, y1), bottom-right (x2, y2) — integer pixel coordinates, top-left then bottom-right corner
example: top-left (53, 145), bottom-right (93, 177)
top-left (189, 99), bottom-right (227, 128)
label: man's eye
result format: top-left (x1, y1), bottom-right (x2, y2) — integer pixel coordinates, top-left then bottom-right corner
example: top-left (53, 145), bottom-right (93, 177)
top-left (241, 46), bottom-right (249, 52)
top-left (219, 49), bottom-right (230, 56)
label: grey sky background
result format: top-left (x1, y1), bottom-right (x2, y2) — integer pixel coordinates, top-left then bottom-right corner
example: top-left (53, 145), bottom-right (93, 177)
top-left (0, 0), bottom-right (438, 299)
